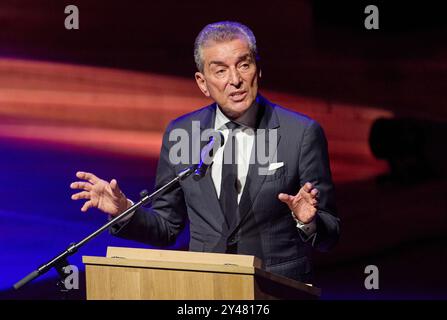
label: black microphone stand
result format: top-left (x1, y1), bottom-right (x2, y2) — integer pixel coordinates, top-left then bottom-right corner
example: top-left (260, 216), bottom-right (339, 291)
top-left (13, 165), bottom-right (197, 293)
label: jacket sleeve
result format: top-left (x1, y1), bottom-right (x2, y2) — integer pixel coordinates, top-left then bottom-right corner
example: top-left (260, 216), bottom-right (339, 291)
top-left (110, 121), bottom-right (188, 247)
top-left (298, 120), bottom-right (340, 251)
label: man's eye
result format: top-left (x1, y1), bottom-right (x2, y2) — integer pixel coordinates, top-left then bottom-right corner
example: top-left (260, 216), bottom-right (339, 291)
top-left (216, 69), bottom-right (226, 75)
top-left (240, 63), bottom-right (250, 69)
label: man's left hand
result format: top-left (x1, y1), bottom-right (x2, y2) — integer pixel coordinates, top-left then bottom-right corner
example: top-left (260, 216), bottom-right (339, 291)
top-left (278, 182), bottom-right (319, 224)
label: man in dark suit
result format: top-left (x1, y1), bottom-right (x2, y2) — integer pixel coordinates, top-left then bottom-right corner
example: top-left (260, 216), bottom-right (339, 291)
top-left (70, 21), bottom-right (339, 282)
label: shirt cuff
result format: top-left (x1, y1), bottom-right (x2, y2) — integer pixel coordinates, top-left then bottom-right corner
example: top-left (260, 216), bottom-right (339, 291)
top-left (291, 211), bottom-right (317, 243)
top-left (108, 199), bottom-right (135, 224)
top-left (296, 219), bottom-right (316, 236)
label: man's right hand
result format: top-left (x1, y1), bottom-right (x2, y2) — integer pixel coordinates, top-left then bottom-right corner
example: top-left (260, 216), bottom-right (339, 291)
top-left (70, 171), bottom-right (130, 217)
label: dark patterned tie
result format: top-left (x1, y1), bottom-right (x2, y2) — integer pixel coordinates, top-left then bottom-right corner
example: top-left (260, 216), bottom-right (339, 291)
top-left (219, 121), bottom-right (240, 230)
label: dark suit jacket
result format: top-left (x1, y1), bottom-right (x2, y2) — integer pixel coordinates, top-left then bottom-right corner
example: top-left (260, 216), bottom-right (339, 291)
top-left (112, 95), bottom-right (340, 282)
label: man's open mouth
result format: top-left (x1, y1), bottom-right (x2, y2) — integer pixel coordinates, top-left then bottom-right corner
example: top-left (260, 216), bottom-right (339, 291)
top-left (229, 91), bottom-right (247, 101)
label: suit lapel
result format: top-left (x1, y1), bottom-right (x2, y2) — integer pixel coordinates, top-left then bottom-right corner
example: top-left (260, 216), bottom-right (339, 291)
top-left (236, 96), bottom-right (281, 230)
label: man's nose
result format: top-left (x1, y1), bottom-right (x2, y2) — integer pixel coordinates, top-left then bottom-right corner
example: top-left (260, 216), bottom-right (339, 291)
top-left (229, 68), bottom-right (242, 87)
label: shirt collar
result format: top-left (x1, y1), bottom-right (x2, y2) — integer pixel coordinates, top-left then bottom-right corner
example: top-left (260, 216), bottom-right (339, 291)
top-left (214, 105), bottom-right (229, 131)
top-left (214, 99), bottom-right (259, 130)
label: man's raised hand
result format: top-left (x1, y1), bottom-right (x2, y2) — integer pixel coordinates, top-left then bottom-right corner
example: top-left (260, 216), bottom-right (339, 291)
top-left (278, 182), bottom-right (319, 224)
top-left (70, 171), bottom-right (130, 216)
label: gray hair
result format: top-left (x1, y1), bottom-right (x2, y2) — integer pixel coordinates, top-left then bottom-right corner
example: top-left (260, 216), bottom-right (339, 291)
top-left (194, 21), bottom-right (258, 72)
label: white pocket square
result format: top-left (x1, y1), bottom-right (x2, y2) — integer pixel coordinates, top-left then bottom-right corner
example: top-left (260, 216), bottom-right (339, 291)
top-left (268, 162), bottom-right (284, 171)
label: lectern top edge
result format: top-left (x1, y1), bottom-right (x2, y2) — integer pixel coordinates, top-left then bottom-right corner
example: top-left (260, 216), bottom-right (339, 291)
top-left (106, 246), bottom-right (263, 268)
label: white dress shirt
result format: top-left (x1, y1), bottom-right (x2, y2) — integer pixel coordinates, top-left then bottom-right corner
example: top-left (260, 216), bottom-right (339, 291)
top-left (211, 105), bottom-right (254, 203)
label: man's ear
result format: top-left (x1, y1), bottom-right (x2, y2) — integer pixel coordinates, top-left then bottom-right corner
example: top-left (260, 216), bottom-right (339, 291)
top-left (195, 72), bottom-right (210, 97)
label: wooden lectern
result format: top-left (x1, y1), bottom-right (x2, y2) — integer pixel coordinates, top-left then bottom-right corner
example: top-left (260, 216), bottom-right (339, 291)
top-left (82, 246), bottom-right (321, 300)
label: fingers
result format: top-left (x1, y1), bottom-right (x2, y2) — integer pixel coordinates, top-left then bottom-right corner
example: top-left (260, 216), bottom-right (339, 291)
top-left (72, 192), bottom-right (95, 213)
top-left (299, 182), bottom-right (319, 207)
top-left (110, 179), bottom-right (127, 202)
top-left (306, 188), bottom-right (319, 206)
top-left (301, 182), bottom-right (318, 197)
top-left (278, 193), bottom-right (293, 205)
top-left (70, 181), bottom-right (93, 191)
top-left (71, 191), bottom-right (91, 200)
top-left (301, 188), bottom-right (318, 206)
top-left (279, 188), bottom-right (317, 206)
top-left (76, 171), bottom-right (99, 184)
top-left (310, 187), bottom-right (319, 201)
top-left (303, 182), bottom-right (313, 192)
top-left (110, 179), bottom-right (121, 194)
top-left (81, 200), bottom-right (94, 212)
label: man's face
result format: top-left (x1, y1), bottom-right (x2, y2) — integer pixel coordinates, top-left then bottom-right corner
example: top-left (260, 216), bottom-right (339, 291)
top-left (195, 38), bottom-right (260, 119)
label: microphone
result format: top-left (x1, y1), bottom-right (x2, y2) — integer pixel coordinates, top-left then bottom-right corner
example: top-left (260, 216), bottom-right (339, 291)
top-left (193, 131), bottom-right (224, 181)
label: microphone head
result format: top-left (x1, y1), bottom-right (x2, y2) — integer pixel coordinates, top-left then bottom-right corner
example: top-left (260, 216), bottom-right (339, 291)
top-left (192, 168), bottom-right (205, 181)
top-left (192, 131), bottom-right (225, 181)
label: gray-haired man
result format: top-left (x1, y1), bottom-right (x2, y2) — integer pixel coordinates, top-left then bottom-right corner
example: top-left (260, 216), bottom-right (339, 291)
top-left (71, 21), bottom-right (340, 282)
